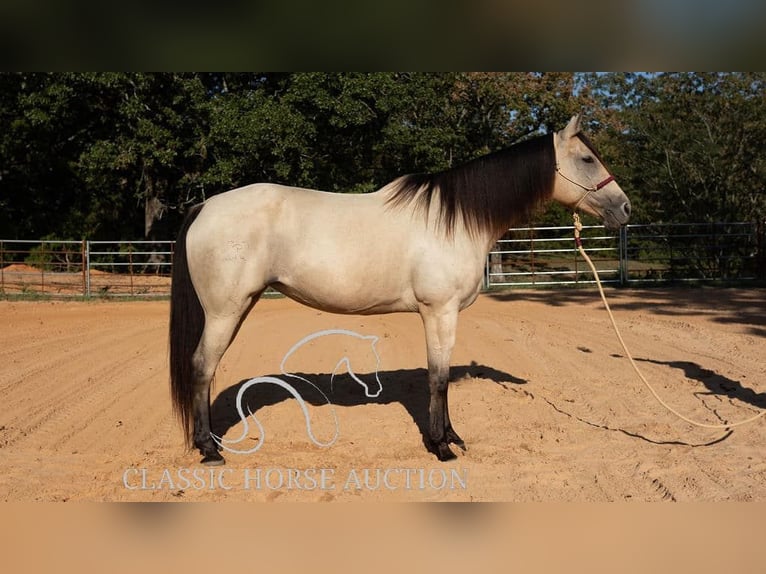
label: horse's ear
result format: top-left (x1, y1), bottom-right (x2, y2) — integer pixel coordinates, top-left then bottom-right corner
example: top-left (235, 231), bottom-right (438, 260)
top-left (559, 114), bottom-right (582, 140)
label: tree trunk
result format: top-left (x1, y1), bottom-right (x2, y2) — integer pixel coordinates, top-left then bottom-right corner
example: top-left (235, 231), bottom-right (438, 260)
top-left (144, 192), bottom-right (165, 239)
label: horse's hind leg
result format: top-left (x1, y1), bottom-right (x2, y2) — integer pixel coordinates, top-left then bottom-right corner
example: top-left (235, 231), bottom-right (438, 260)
top-left (192, 294), bottom-right (261, 465)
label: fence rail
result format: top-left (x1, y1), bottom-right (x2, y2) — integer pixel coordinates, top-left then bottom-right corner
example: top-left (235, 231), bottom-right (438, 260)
top-left (485, 221), bottom-right (763, 288)
top-left (486, 224), bottom-right (622, 287)
top-left (1, 222), bottom-right (764, 297)
top-left (620, 222), bottom-right (760, 285)
top-left (0, 239), bottom-right (174, 297)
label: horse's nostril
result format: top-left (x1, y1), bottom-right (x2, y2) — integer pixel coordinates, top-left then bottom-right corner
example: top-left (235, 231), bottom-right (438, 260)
top-left (622, 202), bottom-right (631, 217)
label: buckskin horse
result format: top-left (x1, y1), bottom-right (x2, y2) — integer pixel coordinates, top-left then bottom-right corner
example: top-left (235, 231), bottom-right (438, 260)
top-left (169, 115), bottom-right (631, 465)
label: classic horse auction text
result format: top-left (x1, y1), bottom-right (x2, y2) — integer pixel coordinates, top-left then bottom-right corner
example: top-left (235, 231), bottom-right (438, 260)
top-left (123, 467), bottom-right (468, 492)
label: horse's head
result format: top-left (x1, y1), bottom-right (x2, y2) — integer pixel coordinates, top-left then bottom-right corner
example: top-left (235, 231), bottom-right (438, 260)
top-left (552, 115), bottom-right (631, 230)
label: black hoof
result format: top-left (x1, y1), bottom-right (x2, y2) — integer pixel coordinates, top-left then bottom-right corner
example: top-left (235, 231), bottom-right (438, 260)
top-left (201, 452), bottom-right (225, 466)
top-left (435, 441), bottom-right (457, 462)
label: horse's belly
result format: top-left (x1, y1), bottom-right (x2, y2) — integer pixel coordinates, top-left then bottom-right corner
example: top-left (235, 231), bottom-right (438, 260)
top-left (271, 279), bottom-right (417, 315)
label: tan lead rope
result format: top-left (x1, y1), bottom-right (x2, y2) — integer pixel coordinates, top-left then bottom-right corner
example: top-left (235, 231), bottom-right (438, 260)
top-left (572, 212), bottom-right (766, 430)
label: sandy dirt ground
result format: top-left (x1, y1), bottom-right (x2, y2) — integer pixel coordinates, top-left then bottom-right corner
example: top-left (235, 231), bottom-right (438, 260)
top-left (0, 288), bottom-right (764, 502)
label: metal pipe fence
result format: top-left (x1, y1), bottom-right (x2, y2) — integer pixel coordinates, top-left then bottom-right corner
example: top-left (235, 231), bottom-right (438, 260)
top-left (86, 241), bottom-right (174, 296)
top-left (0, 239), bottom-right (88, 296)
top-left (486, 221), bottom-right (763, 288)
top-left (485, 224), bottom-right (621, 287)
top-left (0, 239), bottom-right (174, 297)
top-left (620, 222), bottom-right (760, 285)
top-left (0, 222), bottom-right (763, 297)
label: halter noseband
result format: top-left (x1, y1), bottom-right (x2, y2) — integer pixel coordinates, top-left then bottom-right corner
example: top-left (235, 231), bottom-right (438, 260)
top-left (555, 163), bottom-right (615, 212)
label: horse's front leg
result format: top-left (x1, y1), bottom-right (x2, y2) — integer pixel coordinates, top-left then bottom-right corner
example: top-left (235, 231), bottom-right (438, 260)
top-left (420, 304), bottom-right (464, 461)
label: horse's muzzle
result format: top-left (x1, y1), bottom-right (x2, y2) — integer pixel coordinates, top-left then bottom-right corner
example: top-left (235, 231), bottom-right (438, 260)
top-left (603, 200), bottom-right (631, 230)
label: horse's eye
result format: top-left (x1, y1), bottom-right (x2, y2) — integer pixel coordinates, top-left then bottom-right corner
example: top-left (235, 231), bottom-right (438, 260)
top-left (582, 155), bottom-right (595, 164)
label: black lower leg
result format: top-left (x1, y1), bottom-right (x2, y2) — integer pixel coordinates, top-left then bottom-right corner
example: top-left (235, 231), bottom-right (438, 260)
top-left (429, 375), bottom-right (457, 461)
top-left (193, 385), bottom-right (225, 465)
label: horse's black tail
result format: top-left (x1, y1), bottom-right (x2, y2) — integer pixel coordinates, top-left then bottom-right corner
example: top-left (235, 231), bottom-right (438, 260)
top-left (169, 203), bottom-right (205, 448)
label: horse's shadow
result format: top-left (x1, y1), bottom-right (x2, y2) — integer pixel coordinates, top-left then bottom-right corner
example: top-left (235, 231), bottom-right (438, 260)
top-left (631, 357), bottom-right (766, 410)
top-left (210, 362), bottom-right (526, 454)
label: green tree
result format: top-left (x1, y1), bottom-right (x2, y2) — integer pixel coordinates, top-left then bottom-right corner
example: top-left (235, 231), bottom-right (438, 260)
top-left (203, 72), bottom-right (581, 201)
top-left (0, 72), bottom-right (211, 240)
top-left (7, 72), bottom-right (677, 240)
top-left (0, 72), bottom-right (85, 239)
top-left (578, 72), bottom-right (766, 224)
top-left (75, 72), bottom-right (211, 239)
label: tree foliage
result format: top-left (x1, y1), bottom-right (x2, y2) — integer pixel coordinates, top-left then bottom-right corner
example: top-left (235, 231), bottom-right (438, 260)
top-left (580, 72), bottom-right (766, 224)
top-left (1, 72), bottom-right (764, 240)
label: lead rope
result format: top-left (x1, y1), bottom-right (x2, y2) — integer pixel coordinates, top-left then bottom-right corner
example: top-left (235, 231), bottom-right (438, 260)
top-left (572, 212), bottom-right (766, 430)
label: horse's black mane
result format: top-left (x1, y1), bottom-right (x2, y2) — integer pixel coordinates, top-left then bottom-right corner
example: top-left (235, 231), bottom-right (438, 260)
top-left (386, 133), bottom-right (558, 238)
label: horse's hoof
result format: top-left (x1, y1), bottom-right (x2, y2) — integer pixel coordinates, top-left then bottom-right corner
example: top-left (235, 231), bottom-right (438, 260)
top-left (200, 453), bottom-right (226, 466)
top-left (436, 442), bottom-right (457, 462)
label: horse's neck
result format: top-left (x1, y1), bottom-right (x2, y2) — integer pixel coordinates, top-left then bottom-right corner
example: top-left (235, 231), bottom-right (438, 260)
top-left (445, 222), bottom-right (506, 260)
top-left (480, 187), bottom-right (556, 254)
top-left (480, 228), bottom-right (506, 256)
